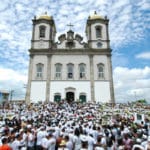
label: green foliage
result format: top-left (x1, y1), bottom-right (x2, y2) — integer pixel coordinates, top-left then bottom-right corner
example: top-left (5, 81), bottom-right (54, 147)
top-left (137, 99), bottom-right (147, 104)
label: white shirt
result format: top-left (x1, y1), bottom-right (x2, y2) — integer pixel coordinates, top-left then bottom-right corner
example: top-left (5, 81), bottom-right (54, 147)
top-left (36, 130), bottom-right (45, 146)
top-left (66, 141), bottom-right (73, 150)
top-left (132, 144), bottom-right (144, 150)
top-left (11, 139), bottom-right (21, 150)
top-left (87, 135), bottom-right (96, 150)
top-left (27, 132), bottom-right (35, 147)
top-left (41, 137), bottom-right (48, 149)
top-left (46, 137), bottom-right (56, 150)
top-left (73, 136), bottom-right (82, 150)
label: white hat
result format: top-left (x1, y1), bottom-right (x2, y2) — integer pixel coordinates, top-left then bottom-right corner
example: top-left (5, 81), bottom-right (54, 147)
top-left (136, 138), bottom-right (142, 143)
top-left (80, 135), bottom-right (87, 142)
top-left (27, 124), bottom-right (32, 128)
top-left (142, 134), bottom-right (147, 139)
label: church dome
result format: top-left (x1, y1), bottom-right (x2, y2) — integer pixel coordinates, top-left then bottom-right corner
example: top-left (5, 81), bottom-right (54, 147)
top-left (89, 11), bottom-right (104, 20)
top-left (37, 13), bottom-right (52, 20)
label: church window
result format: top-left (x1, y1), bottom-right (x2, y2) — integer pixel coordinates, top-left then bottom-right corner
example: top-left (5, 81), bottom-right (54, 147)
top-left (67, 63), bottom-right (74, 79)
top-left (39, 26), bottom-right (46, 38)
top-left (79, 63), bottom-right (86, 79)
top-left (97, 42), bottom-right (102, 48)
top-left (95, 26), bottom-right (102, 38)
top-left (55, 63), bottom-right (62, 79)
top-left (36, 63), bottom-right (44, 79)
top-left (97, 63), bottom-right (104, 79)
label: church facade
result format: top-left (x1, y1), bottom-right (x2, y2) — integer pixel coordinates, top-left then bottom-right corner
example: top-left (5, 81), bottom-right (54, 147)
top-left (25, 12), bottom-right (115, 104)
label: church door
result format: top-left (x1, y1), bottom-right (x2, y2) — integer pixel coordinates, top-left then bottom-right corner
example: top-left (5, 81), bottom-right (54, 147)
top-left (54, 95), bottom-right (61, 102)
top-left (66, 92), bottom-right (74, 103)
top-left (79, 95), bottom-right (86, 103)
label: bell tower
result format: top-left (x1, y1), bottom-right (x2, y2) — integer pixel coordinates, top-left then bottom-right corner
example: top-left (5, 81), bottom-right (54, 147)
top-left (31, 12), bottom-right (56, 49)
top-left (86, 11), bottom-right (110, 49)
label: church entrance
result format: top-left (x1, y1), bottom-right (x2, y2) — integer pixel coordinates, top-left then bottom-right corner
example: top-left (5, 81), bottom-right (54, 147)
top-left (79, 94), bottom-right (86, 103)
top-left (66, 92), bottom-right (74, 103)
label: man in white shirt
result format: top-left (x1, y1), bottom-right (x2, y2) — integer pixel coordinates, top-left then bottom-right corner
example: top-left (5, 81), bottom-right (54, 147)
top-left (64, 135), bottom-right (73, 150)
top-left (36, 126), bottom-right (46, 150)
top-left (46, 132), bottom-right (56, 150)
top-left (87, 134), bottom-right (96, 150)
top-left (27, 129), bottom-right (35, 150)
top-left (41, 133), bottom-right (48, 149)
top-left (11, 133), bottom-right (24, 150)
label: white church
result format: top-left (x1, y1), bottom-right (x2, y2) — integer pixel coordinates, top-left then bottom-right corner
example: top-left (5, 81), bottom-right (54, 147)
top-left (25, 12), bottom-right (115, 104)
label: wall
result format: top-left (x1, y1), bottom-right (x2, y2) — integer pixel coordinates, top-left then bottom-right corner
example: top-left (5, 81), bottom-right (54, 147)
top-left (95, 81), bottom-right (111, 103)
top-left (30, 81), bottom-right (46, 102)
top-left (51, 55), bottom-right (90, 80)
top-left (32, 55), bottom-right (48, 80)
top-left (50, 81), bottom-right (91, 102)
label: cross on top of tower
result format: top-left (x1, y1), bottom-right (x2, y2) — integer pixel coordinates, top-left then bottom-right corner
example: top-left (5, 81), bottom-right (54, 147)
top-left (67, 23), bottom-right (74, 30)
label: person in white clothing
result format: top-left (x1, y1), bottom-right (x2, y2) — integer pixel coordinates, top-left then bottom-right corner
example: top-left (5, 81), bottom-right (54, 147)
top-left (64, 135), bottom-right (73, 150)
top-left (27, 129), bottom-right (35, 150)
top-left (132, 144), bottom-right (144, 150)
top-left (144, 137), bottom-right (150, 150)
top-left (46, 132), bottom-right (56, 150)
top-left (87, 134), bottom-right (96, 150)
top-left (11, 133), bottom-right (24, 150)
top-left (36, 127), bottom-right (46, 150)
top-left (73, 128), bottom-right (82, 150)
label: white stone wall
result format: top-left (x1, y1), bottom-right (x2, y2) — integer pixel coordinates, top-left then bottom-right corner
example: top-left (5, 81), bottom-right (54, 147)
top-left (50, 81), bottom-right (91, 101)
top-left (51, 55), bottom-right (90, 80)
top-left (95, 81), bottom-right (111, 103)
top-left (33, 41), bottom-right (49, 49)
top-left (91, 41), bottom-right (107, 49)
top-left (30, 81), bottom-right (46, 102)
top-left (32, 55), bottom-right (48, 80)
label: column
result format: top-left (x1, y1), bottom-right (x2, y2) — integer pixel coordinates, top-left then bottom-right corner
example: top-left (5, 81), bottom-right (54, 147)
top-left (107, 55), bottom-right (115, 104)
top-left (45, 55), bottom-right (51, 103)
top-left (25, 55), bottom-right (34, 104)
top-left (89, 55), bottom-right (95, 102)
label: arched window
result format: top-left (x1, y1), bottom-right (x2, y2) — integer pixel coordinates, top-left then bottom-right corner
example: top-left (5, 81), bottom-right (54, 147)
top-left (55, 63), bottom-right (62, 79)
top-left (36, 63), bottom-right (44, 79)
top-left (97, 63), bottom-right (104, 79)
top-left (79, 63), bottom-right (86, 79)
top-left (39, 26), bottom-right (46, 38)
top-left (67, 63), bottom-right (74, 79)
top-left (95, 26), bottom-right (102, 38)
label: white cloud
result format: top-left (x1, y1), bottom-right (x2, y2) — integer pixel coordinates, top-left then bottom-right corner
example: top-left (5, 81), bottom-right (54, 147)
top-left (0, 66), bottom-right (27, 100)
top-left (136, 52), bottom-right (150, 59)
top-left (0, 67), bottom-right (27, 82)
top-left (113, 66), bottom-right (150, 103)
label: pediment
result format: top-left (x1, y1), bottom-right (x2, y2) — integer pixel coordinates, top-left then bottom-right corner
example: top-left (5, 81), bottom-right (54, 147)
top-left (56, 30), bottom-right (87, 49)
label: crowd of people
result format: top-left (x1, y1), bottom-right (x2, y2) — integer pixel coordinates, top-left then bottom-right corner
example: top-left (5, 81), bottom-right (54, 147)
top-left (0, 100), bottom-right (150, 150)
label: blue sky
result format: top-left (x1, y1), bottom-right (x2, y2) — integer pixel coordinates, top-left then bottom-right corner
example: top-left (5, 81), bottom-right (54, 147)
top-left (0, 0), bottom-right (150, 103)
